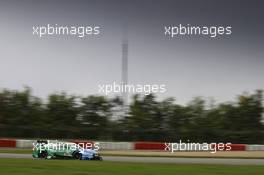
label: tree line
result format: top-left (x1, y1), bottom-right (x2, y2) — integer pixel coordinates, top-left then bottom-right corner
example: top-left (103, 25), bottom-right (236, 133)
top-left (0, 87), bottom-right (263, 143)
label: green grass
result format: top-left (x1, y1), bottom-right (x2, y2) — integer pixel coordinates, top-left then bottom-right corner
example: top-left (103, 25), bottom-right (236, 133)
top-left (0, 149), bottom-right (32, 154)
top-left (0, 149), bottom-right (264, 159)
top-left (0, 158), bottom-right (263, 175)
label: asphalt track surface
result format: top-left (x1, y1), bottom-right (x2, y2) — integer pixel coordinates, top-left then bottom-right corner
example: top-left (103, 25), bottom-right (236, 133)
top-left (0, 153), bottom-right (264, 165)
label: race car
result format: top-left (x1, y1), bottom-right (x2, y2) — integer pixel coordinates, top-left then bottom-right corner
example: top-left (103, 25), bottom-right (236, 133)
top-left (32, 140), bottom-right (102, 160)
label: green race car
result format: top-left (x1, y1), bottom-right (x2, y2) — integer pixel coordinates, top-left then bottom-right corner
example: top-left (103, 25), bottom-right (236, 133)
top-left (32, 140), bottom-right (102, 160)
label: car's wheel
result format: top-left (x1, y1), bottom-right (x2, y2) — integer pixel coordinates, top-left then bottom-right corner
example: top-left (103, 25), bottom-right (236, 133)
top-left (94, 156), bottom-right (103, 161)
top-left (73, 152), bottom-right (82, 160)
top-left (39, 151), bottom-right (48, 159)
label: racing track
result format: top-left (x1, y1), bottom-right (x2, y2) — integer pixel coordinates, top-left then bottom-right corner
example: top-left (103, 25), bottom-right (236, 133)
top-left (0, 153), bottom-right (264, 165)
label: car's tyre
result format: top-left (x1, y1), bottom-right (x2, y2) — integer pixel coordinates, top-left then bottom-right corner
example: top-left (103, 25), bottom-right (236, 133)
top-left (94, 156), bottom-right (103, 161)
top-left (73, 152), bottom-right (82, 160)
top-left (39, 151), bottom-right (48, 159)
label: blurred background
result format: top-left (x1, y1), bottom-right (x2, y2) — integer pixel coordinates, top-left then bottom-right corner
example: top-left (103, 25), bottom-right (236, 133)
top-left (0, 0), bottom-right (263, 144)
top-left (0, 88), bottom-right (263, 143)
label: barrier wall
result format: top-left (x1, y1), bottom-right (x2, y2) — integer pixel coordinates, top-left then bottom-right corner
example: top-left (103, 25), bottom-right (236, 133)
top-left (16, 139), bottom-right (35, 148)
top-left (229, 144), bottom-right (246, 151)
top-left (246, 145), bottom-right (264, 151)
top-left (134, 142), bottom-right (165, 150)
top-left (0, 139), bottom-right (16, 148)
top-left (99, 142), bottom-right (133, 150)
top-left (0, 139), bottom-right (264, 151)
top-left (170, 143), bottom-right (213, 151)
top-left (210, 144), bottom-right (246, 151)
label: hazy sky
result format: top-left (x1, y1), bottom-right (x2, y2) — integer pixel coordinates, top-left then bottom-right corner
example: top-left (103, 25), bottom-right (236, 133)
top-left (0, 0), bottom-right (263, 104)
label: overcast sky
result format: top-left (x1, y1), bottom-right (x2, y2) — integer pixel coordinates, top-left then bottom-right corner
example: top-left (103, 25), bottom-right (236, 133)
top-left (0, 0), bottom-right (263, 104)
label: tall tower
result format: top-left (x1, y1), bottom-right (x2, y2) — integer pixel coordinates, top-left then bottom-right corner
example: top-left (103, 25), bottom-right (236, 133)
top-left (121, 37), bottom-right (128, 106)
top-left (121, 24), bottom-right (128, 117)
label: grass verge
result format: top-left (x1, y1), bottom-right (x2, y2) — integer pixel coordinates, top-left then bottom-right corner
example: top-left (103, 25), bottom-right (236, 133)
top-left (0, 149), bottom-right (264, 159)
top-left (0, 158), bottom-right (264, 175)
